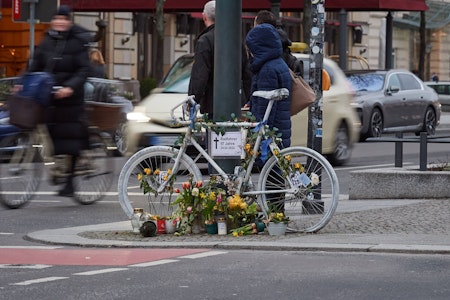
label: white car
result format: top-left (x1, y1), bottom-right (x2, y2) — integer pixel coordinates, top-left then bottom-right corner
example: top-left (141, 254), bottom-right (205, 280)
top-left (126, 54), bottom-right (360, 165)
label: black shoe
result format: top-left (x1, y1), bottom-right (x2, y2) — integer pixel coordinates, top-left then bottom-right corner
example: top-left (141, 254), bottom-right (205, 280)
top-left (58, 184), bottom-right (74, 197)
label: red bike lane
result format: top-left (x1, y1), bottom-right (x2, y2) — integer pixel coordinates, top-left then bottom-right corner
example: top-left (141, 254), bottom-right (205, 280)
top-left (0, 247), bottom-right (210, 266)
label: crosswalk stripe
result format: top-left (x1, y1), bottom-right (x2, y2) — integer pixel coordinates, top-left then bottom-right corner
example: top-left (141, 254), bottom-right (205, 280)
top-left (129, 259), bottom-right (179, 267)
top-left (12, 277), bottom-right (68, 286)
top-left (177, 250), bottom-right (228, 259)
top-left (72, 268), bottom-right (129, 276)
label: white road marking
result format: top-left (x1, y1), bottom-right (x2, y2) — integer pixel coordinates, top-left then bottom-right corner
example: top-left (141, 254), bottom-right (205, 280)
top-left (335, 162), bottom-right (413, 171)
top-left (11, 277), bottom-right (68, 286)
top-left (0, 232), bottom-right (14, 235)
top-left (0, 246), bottom-right (62, 249)
top-left (72, 268), bottom-right (128, 276)
top-left (0, 264), bottom-right (52, 269)
top-left (129, 259), bottom-right (179, 267)
top-left (177, 251), bottom-right (228, 259)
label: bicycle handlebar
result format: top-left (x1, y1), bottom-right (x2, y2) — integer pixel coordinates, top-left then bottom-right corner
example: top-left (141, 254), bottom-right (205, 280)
top-left (170, 95), bottom-right (199, 127)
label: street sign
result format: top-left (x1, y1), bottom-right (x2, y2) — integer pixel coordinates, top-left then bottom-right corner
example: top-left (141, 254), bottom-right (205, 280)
top-left (12, 0), bottom-right (59, 23)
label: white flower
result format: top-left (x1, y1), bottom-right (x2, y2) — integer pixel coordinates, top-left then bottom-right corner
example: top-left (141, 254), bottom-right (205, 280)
top-left (310, 173), bottom-right (320, 186)
top-left (192, 187), bottom-right (199, 196)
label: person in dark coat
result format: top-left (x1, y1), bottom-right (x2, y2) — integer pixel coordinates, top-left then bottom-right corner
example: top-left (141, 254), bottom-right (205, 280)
top-left (28, 5), bottom-right (91, 197)
top-left (246, 23), bottom-right (292, 148)
top-left (188, 0), bottom-right (252, 117)
top-left (253, 10), bottom-right (302, 76)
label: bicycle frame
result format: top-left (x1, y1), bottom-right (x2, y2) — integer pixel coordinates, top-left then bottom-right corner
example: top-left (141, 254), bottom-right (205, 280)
top-left (157, 90), bottom-right (298, 197)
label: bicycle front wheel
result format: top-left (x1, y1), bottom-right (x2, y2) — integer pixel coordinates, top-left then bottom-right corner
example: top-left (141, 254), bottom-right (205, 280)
top-left (258, 146), bottom-right (339, 233)
top-left (117, 146), bottom-right (202, 219)
top-left (0, 131), bottom-right (42, 209)
top-left (72, 132), bottom-right (115, 205)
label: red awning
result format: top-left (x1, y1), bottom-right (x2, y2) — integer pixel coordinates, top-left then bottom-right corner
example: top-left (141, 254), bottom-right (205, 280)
top-left (2, 0), bottom-right (428, 13)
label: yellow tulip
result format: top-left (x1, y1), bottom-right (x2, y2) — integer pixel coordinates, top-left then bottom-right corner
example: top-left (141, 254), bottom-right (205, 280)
top-left (144, 168), bottom-right (152, 175)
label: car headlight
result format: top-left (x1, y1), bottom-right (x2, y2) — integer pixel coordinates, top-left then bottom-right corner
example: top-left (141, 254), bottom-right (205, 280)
top-left (127, 106), bottom-right (150, 122)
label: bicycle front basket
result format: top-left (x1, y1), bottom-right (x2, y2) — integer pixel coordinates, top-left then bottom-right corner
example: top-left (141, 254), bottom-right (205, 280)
top-left (7, 94), bottom-right (44, 129)
top-left (85, 101), bottom-right (123, 131)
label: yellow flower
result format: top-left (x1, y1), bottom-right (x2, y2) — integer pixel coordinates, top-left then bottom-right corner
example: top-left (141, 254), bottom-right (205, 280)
top-left (200, 192), bottom-right (206, 199)
top-left (232, 231), bottom-right (239, 237)
top-left (144, 168), bottom-right (152, 175)
top-left (154, 169), bottom-right (160, 175)
top-left (273, 149), bottom-right (279, 156)
top-left (167, 168), bottom-right (172, 175)
top-left (163, 175), bottom-right (168, 181)
top-left (294, 163), bottom-right (301, 169)
top-left (244, 143), bottom-right (251, 152)
top-left (137, 173), bottom-right (143, 181)
top-left (209, 191), bottom-right (216, 200)
top-left (285, 155), bottom-right (291, 161)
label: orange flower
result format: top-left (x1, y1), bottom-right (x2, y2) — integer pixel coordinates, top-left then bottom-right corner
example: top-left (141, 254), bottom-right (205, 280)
top-left (195, 181), bottom-right (203, 188)
top-left (182, 182), bottom-right (190, 189)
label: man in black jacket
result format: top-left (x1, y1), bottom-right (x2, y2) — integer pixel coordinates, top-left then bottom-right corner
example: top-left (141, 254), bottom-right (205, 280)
top-left (188, 0), bottom-right (252, 118)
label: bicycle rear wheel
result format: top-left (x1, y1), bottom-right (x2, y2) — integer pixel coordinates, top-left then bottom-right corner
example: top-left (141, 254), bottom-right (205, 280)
top-left (258, 146), bottom-right (339, 233)
top-left (72, 132), bottom-right (115, 205)
top-left (0, 131), bottom-right (42, 209)
top-left (117, 146), bottom-right (202, 219)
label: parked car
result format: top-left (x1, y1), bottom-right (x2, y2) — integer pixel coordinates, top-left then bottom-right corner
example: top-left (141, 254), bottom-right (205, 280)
top-left (126, 53), bottom-right (360, 165)
top-left (346, 69), bottom-right (441, 141)
top-left (424, 81), bottom-right (450, 112)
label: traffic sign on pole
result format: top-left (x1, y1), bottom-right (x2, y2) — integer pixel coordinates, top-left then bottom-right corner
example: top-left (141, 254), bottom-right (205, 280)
top-left (12, 0), bottom-right (59, 24)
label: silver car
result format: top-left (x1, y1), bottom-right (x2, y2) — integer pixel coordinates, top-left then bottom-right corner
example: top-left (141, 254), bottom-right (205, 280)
top-left (347, 69), bottom-right (441, 141)
top-left (425, 81), bottom-right (450, 112)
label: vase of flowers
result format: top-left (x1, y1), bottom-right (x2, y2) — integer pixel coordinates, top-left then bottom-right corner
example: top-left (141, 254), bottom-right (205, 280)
top-left (205, 221), bottom-right (218, 234)
top-left (267, 222), bottom-right (287, 236)
top-left (266, 211), bottom-right (289, 236)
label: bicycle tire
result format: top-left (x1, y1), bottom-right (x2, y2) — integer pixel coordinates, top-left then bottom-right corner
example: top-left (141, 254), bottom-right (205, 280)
top-left (258, 146), bottom-right (339, 233)
top-left (72, 132), bottom-right (115, 205)
top-left (0, 131), bottom-right (42, 209)
top-left (117, 146), bottom-right (202, 219)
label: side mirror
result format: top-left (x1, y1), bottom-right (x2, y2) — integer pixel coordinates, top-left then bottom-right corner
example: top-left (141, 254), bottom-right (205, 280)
top-left (387, 85), bottom-right (400, 94)
top-left (322, 69), bottom-right (331, 91)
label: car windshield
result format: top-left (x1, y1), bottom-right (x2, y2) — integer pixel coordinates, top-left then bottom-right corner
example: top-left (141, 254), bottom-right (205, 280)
top-left (159, 56), bottom-right (194, 93)
top-left (347, 73), bottom-right (385, 92)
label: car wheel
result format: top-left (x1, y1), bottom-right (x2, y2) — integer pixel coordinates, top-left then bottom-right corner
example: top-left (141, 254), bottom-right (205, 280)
top-left (113, 115), bottom-right (128, 156)
top-left (368, 108), bottom-right (383, 138)
top-left (423, 107), bottom-right (437, 136)
top-left (328, 122), bottom-right (351, 166)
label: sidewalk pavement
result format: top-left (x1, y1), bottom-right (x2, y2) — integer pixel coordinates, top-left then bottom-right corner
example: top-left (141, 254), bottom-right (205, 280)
top-left (26, 197), bottom-right (450, 255)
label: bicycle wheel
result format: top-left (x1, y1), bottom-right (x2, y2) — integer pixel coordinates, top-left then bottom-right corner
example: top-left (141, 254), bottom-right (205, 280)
top-left (118, 146), bottom-right (202, 219)
top-left (0, 131), bottom-right (42, 209)
top-left (72, 132), bottom-right (114, 205)
top-left (258, 146), bottom-right (339, 233)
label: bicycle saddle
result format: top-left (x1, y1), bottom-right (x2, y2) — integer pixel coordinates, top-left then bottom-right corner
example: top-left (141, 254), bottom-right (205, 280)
top-left (252, 88), bottom-right (289, 100)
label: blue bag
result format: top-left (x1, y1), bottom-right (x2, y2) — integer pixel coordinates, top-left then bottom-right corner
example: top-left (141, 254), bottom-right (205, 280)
top-left (18, 72), bottom-right (54, 106)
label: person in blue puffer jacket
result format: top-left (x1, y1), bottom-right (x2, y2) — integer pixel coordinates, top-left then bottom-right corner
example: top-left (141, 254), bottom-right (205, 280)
top-left (246, 23), bottom-right (292, 148)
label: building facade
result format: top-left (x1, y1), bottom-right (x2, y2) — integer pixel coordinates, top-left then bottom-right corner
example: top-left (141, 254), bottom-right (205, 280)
top-left (1, 1), bottom-right (450, 82)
